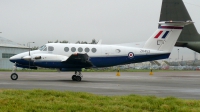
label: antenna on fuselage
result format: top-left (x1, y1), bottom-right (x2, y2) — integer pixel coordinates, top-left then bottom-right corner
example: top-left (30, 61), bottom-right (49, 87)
top-left (97, 39), bottom-right (102, 45)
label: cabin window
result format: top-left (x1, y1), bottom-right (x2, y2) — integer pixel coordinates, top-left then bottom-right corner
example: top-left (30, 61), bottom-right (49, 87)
top-left (85, 47), bottom-right (90, 52)
top-left (91, 48), bottom-right (97, 53)
top-left (78, 47), bottom-right (83, 52)
top-left (71, 47), bottom-right (76, 52)
top-left (48, 46), bottom-right (54, 51)
top-left (64, 47), bottom-right (69, 52)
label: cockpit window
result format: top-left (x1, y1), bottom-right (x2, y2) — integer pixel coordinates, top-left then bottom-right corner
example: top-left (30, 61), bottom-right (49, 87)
top-left (39, 45), bottom-right (47, 51)
top-left (43, 47), bottom-right (47, 51)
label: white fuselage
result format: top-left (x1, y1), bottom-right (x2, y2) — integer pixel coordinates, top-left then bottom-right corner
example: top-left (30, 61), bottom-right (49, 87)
top-left (10, 43), bottom-right (170, 68)
top-left (11, 21), bottom-right (193, 69)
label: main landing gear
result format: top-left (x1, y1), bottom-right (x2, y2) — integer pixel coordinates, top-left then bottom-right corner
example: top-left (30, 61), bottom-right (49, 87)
top-left (72, 71), bottom-right (82, 82)
top-left (11, 62), bottom-right (18, 80)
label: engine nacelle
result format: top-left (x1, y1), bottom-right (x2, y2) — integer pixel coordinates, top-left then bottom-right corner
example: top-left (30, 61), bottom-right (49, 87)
top-left (32, 54), bottom-right (68, 61)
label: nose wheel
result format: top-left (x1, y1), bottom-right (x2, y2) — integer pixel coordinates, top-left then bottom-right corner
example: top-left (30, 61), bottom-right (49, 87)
top-left (11, 62), bottom-right (18, 80)
top-left (72, 71), bottom-right (82, 81)
top-left (11, 73), bottom-right (18, 80)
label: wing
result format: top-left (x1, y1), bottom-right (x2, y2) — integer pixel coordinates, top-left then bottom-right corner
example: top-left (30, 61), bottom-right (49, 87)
top-left (62, 53), bottom-right (93, 68)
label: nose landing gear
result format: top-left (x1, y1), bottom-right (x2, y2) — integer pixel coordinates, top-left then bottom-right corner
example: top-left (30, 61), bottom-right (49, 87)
top-left (11, 62), bottom-right (18, 80)
top-left (72, 71), bottom-right (82, 81)
top-left (11, 73), bottom-right (18, 80)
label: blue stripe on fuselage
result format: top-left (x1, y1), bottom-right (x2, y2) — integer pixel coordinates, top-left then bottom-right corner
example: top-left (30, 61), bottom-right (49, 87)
top-left (90, 53), bottom-right (170, 67)
top-left (10, 59), bottom-right (35, 66)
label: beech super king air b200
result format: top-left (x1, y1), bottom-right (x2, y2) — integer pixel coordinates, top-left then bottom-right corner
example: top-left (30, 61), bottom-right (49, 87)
top-left (10, 21), bottom-right (193, 81)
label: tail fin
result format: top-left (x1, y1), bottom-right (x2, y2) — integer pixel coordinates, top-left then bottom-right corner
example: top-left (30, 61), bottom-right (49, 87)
top-left (143, 21), bottom-right (193, 52)
top-left (160, 0), bottom-right (200, 42)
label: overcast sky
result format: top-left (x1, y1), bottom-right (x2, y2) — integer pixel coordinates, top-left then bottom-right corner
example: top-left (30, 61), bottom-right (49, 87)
top-left (0, 0), bottom-right (200, 61)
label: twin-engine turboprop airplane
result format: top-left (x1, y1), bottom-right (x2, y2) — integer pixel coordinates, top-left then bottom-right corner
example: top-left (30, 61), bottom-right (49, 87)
top-left (10, 21), bottom-right (193, 81)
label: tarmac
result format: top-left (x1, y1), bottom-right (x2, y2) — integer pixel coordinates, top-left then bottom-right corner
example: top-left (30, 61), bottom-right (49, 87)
top-left (0, 71), bottom-right (200, 99)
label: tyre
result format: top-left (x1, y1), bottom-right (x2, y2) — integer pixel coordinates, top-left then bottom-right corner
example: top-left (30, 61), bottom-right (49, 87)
top-left (11, 73), bottom-right (18, 80)
top-left (72, 75), bottom-right (77, 81)
top-left (76, 76), bottom-right (82, 82)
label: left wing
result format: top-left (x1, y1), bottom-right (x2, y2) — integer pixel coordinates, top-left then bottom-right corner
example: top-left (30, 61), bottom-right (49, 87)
top-left (62, 53), bottom-right (93, 68)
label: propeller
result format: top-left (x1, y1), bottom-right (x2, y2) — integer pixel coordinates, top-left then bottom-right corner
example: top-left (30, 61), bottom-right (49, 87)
top-left (28, 42), bottom-right (34, 69)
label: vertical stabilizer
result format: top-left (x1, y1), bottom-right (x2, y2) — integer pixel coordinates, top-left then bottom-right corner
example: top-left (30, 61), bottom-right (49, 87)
top-left (143, 21), bottom-right (193, 52)
top-left (160, 0), bottom-right (200, 42)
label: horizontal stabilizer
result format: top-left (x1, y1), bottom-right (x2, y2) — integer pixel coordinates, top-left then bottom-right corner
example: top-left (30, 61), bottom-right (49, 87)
top-left (158, 21), bottom-right (194, 26)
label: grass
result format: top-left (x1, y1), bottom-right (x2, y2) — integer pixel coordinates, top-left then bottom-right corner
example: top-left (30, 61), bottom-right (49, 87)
top-left (0, 89), bottom-right (200, 112)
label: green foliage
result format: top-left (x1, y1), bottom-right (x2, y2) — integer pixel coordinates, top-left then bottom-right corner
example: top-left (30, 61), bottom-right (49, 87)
top-left (81, 41), bottom-right (87, 44)
top-left (90, 39), bottom-right (97, 44)
top-left (60, 40), bottom-right (68, 43)
top-left (47, 39), bottom-right (98, 44)
top-left (0, 90), bottom-right (200, 112)
top-left (31, 46), bottom-right (39, 50)
top-left (54, 40), bottom-right (59, 43)
top-left (76, 40), bottom-right (81, 44)
top-left (48, 40), bottom-right (69, 43)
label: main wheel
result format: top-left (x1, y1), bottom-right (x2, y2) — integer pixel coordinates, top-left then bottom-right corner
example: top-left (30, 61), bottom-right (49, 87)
top-left (76, 76), bottom-right (82, 82)
top-left (11, 73), bottom-right (18, 80)
top-left (72, 75), bottom-right (77, 81)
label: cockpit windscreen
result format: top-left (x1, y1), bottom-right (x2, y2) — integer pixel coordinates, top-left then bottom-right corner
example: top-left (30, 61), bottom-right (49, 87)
top-left (39, 45), bottom-right (47, 51)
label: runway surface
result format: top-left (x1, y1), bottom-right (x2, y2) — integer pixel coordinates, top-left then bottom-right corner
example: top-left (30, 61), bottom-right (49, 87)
top-left (0, 71), bottom-right (200, 99)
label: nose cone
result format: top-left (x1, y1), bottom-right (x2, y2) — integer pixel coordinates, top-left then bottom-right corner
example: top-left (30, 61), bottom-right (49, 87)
top-left (10, 54), bottom-right (31, 65)
top-left (9, 55), bottom-right (18, 63)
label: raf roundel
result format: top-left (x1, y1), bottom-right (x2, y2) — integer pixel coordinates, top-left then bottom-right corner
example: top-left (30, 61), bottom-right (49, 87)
top-left (128, 52), bottom-right (134, 59)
